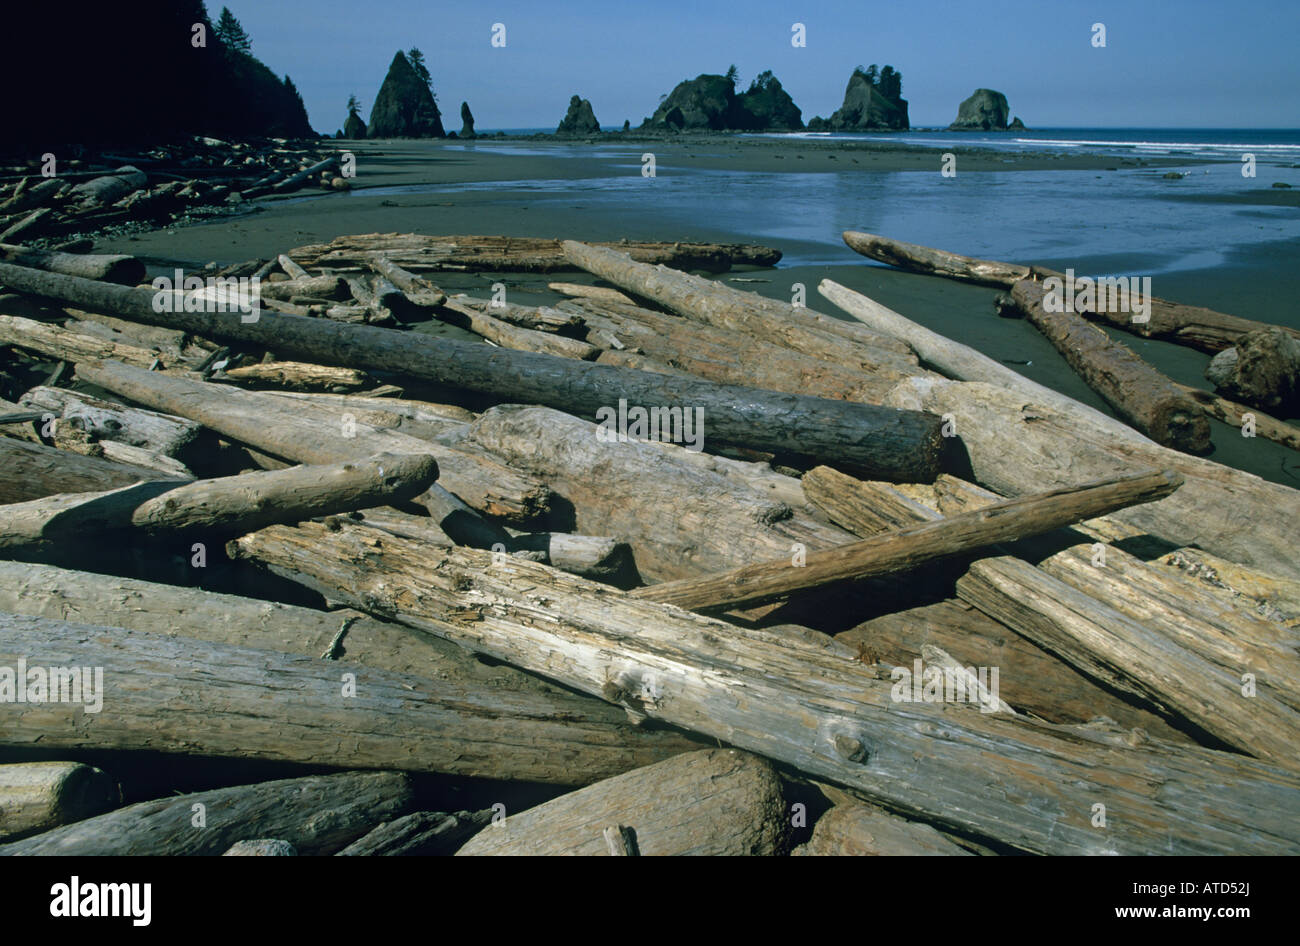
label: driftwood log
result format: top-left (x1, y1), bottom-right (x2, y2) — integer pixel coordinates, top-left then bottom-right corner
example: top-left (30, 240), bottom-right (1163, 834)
top-left (0, 762), bottom-right (120, 842)
top-left (794, 801), bottom-right (972, 856)
top-left (0, 262), bottom-right (947, 481)
top-left (288, 233), bottom-right (782, 273)
top-left (636, 469), bottom-right (1182, 612)
top-left (231, 519), bottom-right (1300, 855)
top-left (18, 385), bottom-right (202, 460)
top-left (0, 613), bottom-right (698, 785)
top-left (76, 358), bottom-right (553, 526)
top-left (1205, 327), bottom-right (1300, 414)
top-left (0, 771), bottom-right (412, 856)
top-left (0, 451), bottom-right (438, 559)
top-left (0, 437), bottom-right (188, 504)
top-left (337, 810), bottom-right (491, 856)
top-left (456, 750), bottom-right (788, 856)
top-left (0, 243), bottom-right (143, 284)
top-left (842, 229), bottom-right (1297, 353)
top-left (1010, 279), bottom-right (1210, 452)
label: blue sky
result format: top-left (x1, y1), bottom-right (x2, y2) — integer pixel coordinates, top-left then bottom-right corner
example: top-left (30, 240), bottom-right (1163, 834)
top-left (224, 0), bottom-right (1300, 133)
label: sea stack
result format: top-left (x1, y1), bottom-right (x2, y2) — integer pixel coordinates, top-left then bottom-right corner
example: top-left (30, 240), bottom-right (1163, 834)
top-left (641, 70), bottom-right (803, 131)
top-left (368, 51), bottom-right (445, 138)
top-left (557, 95), bottom-right (600, 135)
top-left (460, 102), bottom-right (477, 139)
top-left (807, 66), bottom-right (909, 131)
top-left (949, 89), bottom-right (1019, 131)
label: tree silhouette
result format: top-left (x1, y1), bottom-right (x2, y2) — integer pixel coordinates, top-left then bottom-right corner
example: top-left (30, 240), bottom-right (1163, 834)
top-left (879, 65), bottom-right (902, 103)
top-left (214, 7), bottom-right (251, 54)
top-left (347, 94), bottom-right (362, 117)
top-left (725, 64), bottom-right (739, 88)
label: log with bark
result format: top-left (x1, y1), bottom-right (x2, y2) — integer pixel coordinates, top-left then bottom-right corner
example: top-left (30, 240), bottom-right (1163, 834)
top-left (0, 452), bottom-right (438, 560)
top-left (635, 469), bottom-right (1182, 612)
top-left (0, 262), bottom-right (949, 481)
top-left (230, 518), bottom-right (1300, 855)
top-left (75, 359), bottom-right (553, 526)
top-left (1010, 279), bottom-right (1211, 452)
top-left (841, 230), bottom-right (1298, 353)
top-left (1174, 384), bottom-right (1300, 452)
top-left (0, 771), bottom-right (412, 856)
top-left (288, 233), bottom-right (782, 273)
top-left (456, 749), bottom-right (789, 856)
top-left (0, 612), bottom-right (698, 785)
top-left (0, 762), bottom-right (120, 842)
top-left (0, 437), bottom-right (189, 504)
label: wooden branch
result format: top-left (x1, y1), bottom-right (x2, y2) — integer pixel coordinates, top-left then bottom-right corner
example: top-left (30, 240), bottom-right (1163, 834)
top-left (1174, 383), bottom-right (1300, 451)
top-left (229, 518), bottom-right (1300, 855)
top-left (456, 750), bottom-right (788, 856)
top-left (0, 613), bottom-right (697, 786)
top-left (437, 297), bottom-right (600, 360)
top-left (222, 360), bottom-right (371, 392)
top-left (338, 810), bottom-right (491, 856)
top-left (635, 470), bottom-right (1182, 612)
top-left (0, 262), bottom-right (947, 481)
top-left (1, 771), bottom-right (412, 856)
top-left (841, 230), bottom-right (1032, 286)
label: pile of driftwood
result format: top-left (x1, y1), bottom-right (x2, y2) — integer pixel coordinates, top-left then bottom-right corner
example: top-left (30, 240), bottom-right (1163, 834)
top-left (0, 231), bottom-right (1297, 856)
top-left (0, 137), bottom-right (347, 246)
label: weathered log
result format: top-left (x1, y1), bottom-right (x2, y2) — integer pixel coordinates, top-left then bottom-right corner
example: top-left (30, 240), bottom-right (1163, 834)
top-left (842, 229), bottom-right (1298, 353)
top-left (0, 262), bottom-right (947, 480)
top-left (636, 469), bottom-right (1182, 612)
top-left (0, 437), bottom-right (187, 504)
top-left (338, 810), bottom-right (491, 856)
top-left (837, 599), bottom-right (1189, 739)
top-left (882, 375), bottom-right (1300, 581)
top-left (265, 389), bottom-right (475, 431)
top-left (0, 762), bottom-right (120, 842)
top-left (794, 801), bottom-right (972, 856)
top-left (438, 297), bottom-right (600, 360)
top-left (1010, 279), bottom-right (1210, 452)
top-left (276, 253), bottom-right (311, 280)
top-left (452, 295), bottom-right (584, 332)
top-left (565, 297), bottom-right (903, 402)
top-left (0, 208), bottom-right (52, 243)
top-left (0, 560), bottom-right (688, 736)
top-left (561, 241), bottom-right (921, 372)
top-left (0, 178), bottom-right (62, 214)
top-left (365, 256), bottom-right (447, 308)
top-left (222, 360), bottom-right (371, 392)
top-left (1175, 384), bottom-right (1300, 452)
top-left (0, 313), bottom-right (188, 371)
top-left (224, 839), bottom-right (297, 856)
top-left (231, 519), bottom-right (1300, 855)
top-left (1205, 327), bottom-right (1300, 413)
top-left (957, 553), bottom-right (1300, 770)
top-left (68, 166), bottom-right (147, 207)
top-left (257, 274), bottom-right (349, 301)
top-left (0, 452), bottom-right (437, 559)
top-left (548, 282), bottom-right (636, 306)
top-left (0, 771), bottom-right (413, 856)
top-left (462, 405), bottom-right (859, 581)
top-left (0, 243), bottom-right (143, 284)
top-left (0, 613), bottom-right (697, 785)
top-left (75, 359), bottom-right (553, 526)
top-left (456, 750), bottom-right (788, 856)
top-left (1154, 547), bottom-right (1300, 627)
top-left (818, 278), bottom-right (1147, 435)
top-left (18, 385), bottom-right (201, 459)
top-left (288, 233), bottom-right (782, 273)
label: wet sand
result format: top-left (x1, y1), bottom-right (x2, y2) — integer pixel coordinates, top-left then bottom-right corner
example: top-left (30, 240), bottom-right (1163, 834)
top-left (95, 137), bottom-right (1299, 488)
